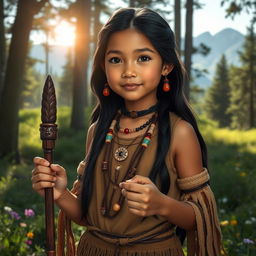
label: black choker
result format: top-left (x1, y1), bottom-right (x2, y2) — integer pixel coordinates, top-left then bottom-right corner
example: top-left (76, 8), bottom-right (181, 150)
top-left (121, 103), bottom-right (158, 119)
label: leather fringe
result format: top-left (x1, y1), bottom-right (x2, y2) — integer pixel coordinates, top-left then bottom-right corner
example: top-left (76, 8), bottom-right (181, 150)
top-left (177, 168), bottom-right (223, 256)
top-left (77, 232), bottom-right (184, 256)
top-left (57, 162), bottom-right (85, 256)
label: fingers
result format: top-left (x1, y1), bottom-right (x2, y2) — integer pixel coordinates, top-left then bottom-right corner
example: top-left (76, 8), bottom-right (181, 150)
top-left (32, 181), bottom-right (55, 191)
top-left (31, 172), bottom-right (56, 183)
top-left (120, 181), bottom-right (150, 194)
top-left (127, 175), bottom-right (152, 185)
top-left (33, 156), bottom-right (50, 167)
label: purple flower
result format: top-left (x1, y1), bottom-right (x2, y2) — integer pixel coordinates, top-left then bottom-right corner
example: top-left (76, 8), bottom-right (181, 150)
top-left (24, 209), bottom-right (35, 217)
top-left (243, 238), bottom-right (254, 244)
top-left (25, 239), bottom-right (33, 245)
top-left (8, 210), bottom-right (21, 220)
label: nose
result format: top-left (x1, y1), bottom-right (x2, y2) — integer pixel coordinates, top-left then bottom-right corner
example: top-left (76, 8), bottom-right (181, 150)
top-left (121, 62), bottom-right (136, 78)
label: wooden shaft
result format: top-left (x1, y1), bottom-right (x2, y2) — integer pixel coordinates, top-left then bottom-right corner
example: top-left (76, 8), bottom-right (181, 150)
top-left (40, 75), bottom-right (57, 256)
top-left (44, 149), bottom-right (56, 256)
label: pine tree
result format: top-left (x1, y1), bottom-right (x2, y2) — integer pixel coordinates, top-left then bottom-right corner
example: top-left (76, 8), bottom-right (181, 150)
top-left (205, 54), bottom-right (231, 127)
top-left (58, 47), bottom-right (73, 107)
top-left (227, 21), bottom-right (256, 129)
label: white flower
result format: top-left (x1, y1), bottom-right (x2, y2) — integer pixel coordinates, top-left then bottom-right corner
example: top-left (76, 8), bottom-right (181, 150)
top-left (245, 220), bottom-right (252, 225)
top-left (250, 217), bottom-right (256, 222)
top-left (222, 197), bottom-right (228, 203)
top-left (4, 206), bottom-right (12, 212)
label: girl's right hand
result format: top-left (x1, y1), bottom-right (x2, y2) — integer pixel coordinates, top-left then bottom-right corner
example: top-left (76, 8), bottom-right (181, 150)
top-left (31, 157), bottom-right (68, 201)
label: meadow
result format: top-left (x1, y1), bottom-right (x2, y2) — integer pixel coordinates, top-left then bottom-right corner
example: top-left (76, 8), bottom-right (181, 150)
top-left (0, 107), bottom-right (255, 255)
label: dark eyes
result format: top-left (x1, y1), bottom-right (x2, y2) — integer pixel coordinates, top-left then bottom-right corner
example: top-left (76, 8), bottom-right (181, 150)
top-left (138, 55), bottom-right (151, 62)
top-left (108, 55), bottom-right (152, 64)
top-left (108, 57), bottom-right (121, 64)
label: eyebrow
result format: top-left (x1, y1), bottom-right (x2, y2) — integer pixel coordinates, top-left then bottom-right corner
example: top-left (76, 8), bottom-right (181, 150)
top-left (106, 47), bottom-right (156, 55)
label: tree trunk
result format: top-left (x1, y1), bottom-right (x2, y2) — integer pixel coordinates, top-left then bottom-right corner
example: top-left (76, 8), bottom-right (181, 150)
top-left (184, 0), bottom-right (193, 101)
top-left (174, 0), bottom-right (181, 53)
top-left (70, 0), bottom-right (91, 129)
top-left (0, 0), bottom-right (5, 100)
top-left (249, 28), bottom-right (255, 128)
top-left (90, 0), bottom-right (101, 107)
top-left (0, 0), bottom-right (47, 160)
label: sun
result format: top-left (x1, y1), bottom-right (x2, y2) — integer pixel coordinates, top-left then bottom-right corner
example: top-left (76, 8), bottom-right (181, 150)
top-left (52, 21), bottom-right (75, 47)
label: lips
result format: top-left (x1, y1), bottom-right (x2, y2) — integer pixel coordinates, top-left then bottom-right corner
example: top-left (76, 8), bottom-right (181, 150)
top-left (122, 83), bottom-right (141, 90)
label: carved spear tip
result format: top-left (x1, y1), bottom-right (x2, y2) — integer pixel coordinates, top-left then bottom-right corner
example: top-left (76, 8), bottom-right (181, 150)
top-left (41, 75), bottom-right (57, 124)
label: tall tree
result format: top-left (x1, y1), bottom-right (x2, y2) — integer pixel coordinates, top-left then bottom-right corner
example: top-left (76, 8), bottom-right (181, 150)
top-left (174, 0), bottom-right (181, 53)
top-left (58, 47), bottom-right (73, 107)
top-left (205, 55), bottom-right (231, 127)
top-left (70, 0), bottom-right (91, 129)
top-left (183, 0), bottom-right (193, 100)
top-left (0, 0), bottom-right (5, 98)
top-left (0, 0), bottom-right (47, 160)
top-left (227, 22), bottom-right (256, 129)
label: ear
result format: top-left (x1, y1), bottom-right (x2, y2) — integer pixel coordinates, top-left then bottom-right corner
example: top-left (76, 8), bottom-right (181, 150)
top-left (161, 64), bottom-right (174, 76)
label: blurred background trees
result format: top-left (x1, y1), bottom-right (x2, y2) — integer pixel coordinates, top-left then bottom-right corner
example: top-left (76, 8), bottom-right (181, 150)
top-left (0, 0), bottom-right (255, 160)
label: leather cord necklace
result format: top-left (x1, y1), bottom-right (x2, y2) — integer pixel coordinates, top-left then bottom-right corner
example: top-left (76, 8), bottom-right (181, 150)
top-left (121, 102), bottom-right (159, 119)
top-left (101, 111), bottom-right (158, 218)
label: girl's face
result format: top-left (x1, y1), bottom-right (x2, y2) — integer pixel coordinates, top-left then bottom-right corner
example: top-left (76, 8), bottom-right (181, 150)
top-left (104, 28), bottom-right (173, 109)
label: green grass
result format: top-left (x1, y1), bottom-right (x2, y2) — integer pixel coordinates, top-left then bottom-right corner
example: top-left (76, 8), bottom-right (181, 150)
top-left (0, 108), bottom-right (256, 255)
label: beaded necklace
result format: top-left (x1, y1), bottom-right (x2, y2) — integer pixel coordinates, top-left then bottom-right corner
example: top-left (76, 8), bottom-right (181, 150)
top-left (116, 116), bottom-right (154, 134)
top-left (101, 111), bottom-right (158, 218)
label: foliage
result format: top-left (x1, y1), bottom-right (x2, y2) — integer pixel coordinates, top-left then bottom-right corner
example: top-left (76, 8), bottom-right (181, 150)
top-left (204, 54), bottom-right (231, 127)
top-left (221, 0), bottom-right (256, 21)
top-left (0, 108), bottom-right (256, 255)
top-left (0, 206), bottom-right (45, 256)
top-left (227, 22), bottom-right (256, 129)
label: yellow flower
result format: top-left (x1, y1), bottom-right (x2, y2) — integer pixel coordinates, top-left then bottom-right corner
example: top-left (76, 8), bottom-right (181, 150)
top-left (239, 172), bottom-right (247, 177)
top-left (230, 219), bottom-right (238, 226)
top-left (220, 220), bottom-right (229, 226)
top-left (27, 232), bottom-right (34, 239)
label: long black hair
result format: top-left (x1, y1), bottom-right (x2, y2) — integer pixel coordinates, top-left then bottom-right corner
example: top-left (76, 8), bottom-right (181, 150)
top-left (81, 7), bottom-right (208, 243)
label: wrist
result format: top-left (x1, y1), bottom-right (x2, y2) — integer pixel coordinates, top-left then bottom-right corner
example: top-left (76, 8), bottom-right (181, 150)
top-left (55, 188), bottom-right (70, 203)
top-left (159, 194), bottom-right (174, 218)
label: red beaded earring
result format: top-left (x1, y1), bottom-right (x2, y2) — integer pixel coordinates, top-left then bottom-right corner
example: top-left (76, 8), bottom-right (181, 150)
top-left (163, 76), bottom-right (170, 92)
top-left (103, 83), bottom-right (110, 96)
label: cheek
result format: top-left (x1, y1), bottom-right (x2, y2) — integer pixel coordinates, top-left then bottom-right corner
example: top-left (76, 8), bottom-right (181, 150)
top-left (143, 66), bottom-right (162, 84)
top-left (105, 65), bottom-right (120, 85)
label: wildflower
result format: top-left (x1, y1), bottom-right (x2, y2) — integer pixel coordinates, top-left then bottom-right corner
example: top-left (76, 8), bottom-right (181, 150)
top-left (239, 172), bottom-right (247, 177)
top-left (24, 209), bottom-right (35, 217)
top-left (20, 222), bottom-right (27, 227)
top-left (243, 238), bottom-right (254, 244)
top-left (222, 197), bottom-right (228, 203)
top-left (8, 210), bottom-right (21, 220)
top-left (245, 220), bottom-right (252, 225)
top-left (230, 219), bottom-right (238, 226)
top-left (220, 220), bottom-right (229, 226)
top-left (250, 217), bottom-right (256, 222)
top-left (27, 232), bottom-right (34, 239)
top-left (4, 206), bottom-right (12, 212)
top-left (25, 239), bottom-right (33, 245)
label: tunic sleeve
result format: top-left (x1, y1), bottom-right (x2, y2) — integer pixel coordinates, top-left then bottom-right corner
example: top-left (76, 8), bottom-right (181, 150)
top-left (177, 168), bottom-right (223, 256)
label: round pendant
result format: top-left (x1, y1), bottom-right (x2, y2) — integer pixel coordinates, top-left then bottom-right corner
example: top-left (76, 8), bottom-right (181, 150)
top-left (113, 203), bottom-right (121, 212)
top-left (114, 147), bottom-right (128, 161)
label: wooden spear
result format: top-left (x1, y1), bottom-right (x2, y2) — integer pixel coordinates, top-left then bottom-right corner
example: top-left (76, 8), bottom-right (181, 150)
top-left (40, 75), bottom-right (57, 256)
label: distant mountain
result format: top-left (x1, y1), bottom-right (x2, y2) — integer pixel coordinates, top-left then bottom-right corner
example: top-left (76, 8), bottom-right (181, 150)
top-left (30, 28), bottom-right (245, 89)
top-left (193, 28), bottom-right (244, 89)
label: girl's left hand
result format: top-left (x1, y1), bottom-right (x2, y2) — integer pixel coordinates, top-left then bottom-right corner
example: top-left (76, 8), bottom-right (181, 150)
top-left (119, 175), bottom-right (166, 217)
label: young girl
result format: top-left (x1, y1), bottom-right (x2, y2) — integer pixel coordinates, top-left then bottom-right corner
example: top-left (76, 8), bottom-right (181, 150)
top-left (32, 7), bottom-right (223, 256)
